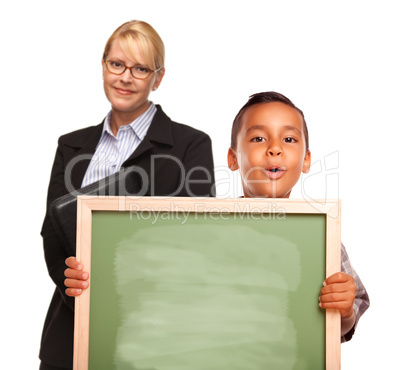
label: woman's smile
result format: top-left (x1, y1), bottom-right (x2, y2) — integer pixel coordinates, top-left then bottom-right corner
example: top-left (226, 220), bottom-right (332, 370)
top-left (114, 87), bottom-right (135, 95)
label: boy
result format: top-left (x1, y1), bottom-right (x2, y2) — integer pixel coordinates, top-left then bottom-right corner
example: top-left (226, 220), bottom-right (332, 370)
top-left (227, 91), bottom-right (369, 341)
top-left (66, 91), bottom-right (369, 341)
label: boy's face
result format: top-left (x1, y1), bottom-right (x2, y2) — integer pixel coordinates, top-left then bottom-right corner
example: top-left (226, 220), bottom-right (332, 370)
top-left (228, 102), bottom-right (311, 198)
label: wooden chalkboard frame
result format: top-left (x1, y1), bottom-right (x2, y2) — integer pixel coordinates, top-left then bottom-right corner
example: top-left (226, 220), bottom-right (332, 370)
top-left (74, 196), bottom-right (341, 370)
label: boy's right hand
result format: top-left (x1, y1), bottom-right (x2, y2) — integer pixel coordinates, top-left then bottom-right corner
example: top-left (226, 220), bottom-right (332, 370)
top-left (64, 257), bottom-right (89, 297)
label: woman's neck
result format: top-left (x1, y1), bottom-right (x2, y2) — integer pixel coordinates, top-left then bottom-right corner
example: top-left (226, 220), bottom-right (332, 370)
top-left (110, 102), bottom-right (150, 136)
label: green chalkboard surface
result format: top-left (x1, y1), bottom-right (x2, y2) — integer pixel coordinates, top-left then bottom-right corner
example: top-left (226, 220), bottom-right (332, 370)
top-left (74, 197), bottom-right (341, 369)
top-left (89, 212), bottom-right (324, 369)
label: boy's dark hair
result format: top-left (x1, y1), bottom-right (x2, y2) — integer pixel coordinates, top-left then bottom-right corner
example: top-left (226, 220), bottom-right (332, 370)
top-left (230, 91), bottom-right (309, 152)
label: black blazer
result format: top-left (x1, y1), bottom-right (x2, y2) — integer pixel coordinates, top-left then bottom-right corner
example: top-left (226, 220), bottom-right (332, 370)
top-left (39, 105), bottom-right (215, 368)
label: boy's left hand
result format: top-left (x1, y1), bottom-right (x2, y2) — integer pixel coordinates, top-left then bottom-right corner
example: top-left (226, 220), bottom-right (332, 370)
top-left (319, 272), bottom-right (356, 317)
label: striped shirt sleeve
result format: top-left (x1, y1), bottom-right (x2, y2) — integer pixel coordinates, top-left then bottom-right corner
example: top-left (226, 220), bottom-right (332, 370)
top-left (341, 243), bottom-right (370, 342)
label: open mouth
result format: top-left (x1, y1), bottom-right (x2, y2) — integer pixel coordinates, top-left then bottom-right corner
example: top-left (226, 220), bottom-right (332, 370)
top-left (266, 167), bottom-right (285, 180)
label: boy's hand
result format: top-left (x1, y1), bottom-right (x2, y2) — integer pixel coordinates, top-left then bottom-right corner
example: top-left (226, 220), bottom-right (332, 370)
top-left (64, 257), bottom-right (89, 297)
top-left (319, 272), bottom-right (356, 317)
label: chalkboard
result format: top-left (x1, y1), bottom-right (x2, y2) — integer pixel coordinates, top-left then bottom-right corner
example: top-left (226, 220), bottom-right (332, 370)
top-left (74, 197), bottom-right (341, 370)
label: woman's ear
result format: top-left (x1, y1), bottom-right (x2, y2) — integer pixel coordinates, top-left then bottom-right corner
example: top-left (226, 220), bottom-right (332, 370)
top-left (153, 68), bottom-right (165, 90)
top-left (101, 60), bottom-right (105, 79)
top-left (227, 148), bottom-right (239, 171)
top-left (302, 150), bottom-right (311, 174)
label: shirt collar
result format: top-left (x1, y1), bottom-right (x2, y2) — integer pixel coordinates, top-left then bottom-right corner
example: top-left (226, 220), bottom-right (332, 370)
top-left (102, 101), bottom-right (157, 140)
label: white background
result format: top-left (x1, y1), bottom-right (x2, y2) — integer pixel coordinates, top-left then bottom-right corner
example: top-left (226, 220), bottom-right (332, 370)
top-left (1, 0), bottom-right (401, 368)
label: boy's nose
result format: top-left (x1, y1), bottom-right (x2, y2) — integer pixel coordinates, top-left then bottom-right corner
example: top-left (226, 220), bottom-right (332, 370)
top-left (267, 143), bottom-right (283, 156)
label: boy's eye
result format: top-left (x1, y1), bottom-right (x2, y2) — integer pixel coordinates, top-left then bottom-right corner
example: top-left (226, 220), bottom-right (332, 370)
top-left (283, 137), bottom-right (297, 143)
top-left (251, 137), bottom-right (266, 142)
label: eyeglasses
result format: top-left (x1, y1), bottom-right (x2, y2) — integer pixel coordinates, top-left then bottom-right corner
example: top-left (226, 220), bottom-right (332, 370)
top-left (105, 60), bottom-right (162, 80)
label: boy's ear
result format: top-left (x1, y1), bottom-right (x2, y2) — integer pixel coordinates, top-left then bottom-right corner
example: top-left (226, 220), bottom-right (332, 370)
top-left (302, 150), bottom-right (311, 173)
top-left (227, 148), bottom-right (239, 171)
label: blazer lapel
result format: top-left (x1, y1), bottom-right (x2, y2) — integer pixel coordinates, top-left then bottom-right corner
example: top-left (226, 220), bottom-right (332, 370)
top-left (122, 105), bottom-right (174, 167)
top-left (65, 123), bottom-right (104, 190)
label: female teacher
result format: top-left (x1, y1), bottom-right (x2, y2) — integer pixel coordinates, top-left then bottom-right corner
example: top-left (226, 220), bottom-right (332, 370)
top-left (39, 20), bottom-right (215, 370)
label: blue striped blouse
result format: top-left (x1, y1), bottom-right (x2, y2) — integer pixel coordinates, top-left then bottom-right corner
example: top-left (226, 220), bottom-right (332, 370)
top-left (81, 102), bottom-right (157, 187)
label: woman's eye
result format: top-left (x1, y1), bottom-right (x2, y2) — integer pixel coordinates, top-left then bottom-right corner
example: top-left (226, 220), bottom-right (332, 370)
top-left (251, 137), bottom-right (266, 142)
top-left (284, 137), bottom-right (297, 143)
top-left (110, 61), bottom-right (123, 68)
top-left (135, 66), bottom-right (150, 73)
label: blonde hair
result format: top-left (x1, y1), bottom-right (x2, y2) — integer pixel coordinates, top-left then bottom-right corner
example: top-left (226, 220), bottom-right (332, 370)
top-left (103, 20), bottom-right (165, 71)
